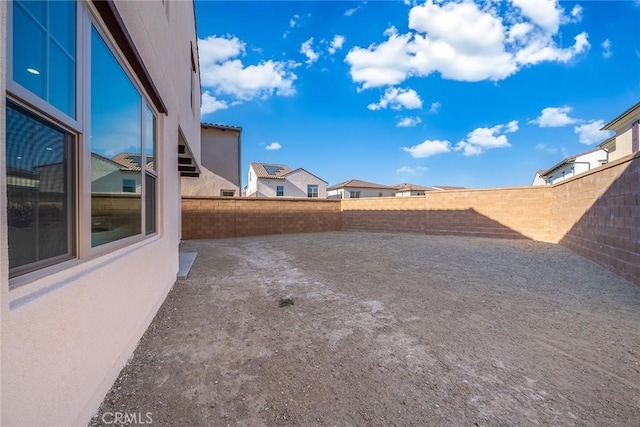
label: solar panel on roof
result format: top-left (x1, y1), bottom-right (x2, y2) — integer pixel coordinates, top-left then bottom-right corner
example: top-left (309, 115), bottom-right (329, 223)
top-left (264, 165), bottom-right (284, 175)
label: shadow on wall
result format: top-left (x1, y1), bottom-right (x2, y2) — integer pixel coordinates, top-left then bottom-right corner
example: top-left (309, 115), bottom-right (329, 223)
top-left (342, 208), bottom-right (531, 240)
top-left (557, 153), bottom-right (640, 285)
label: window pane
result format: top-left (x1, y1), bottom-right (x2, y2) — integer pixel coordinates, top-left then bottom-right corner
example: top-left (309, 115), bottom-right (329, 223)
top-left (91, 26), bottom-right (142, 247)
top-left (12, 1), bottom-right (76, 117)
top-left (49, 0), bottom-right (75, 54)
top-left (144, 105), bottom-right (156, 171)
top-left (6, 102), bottom-right (74, 273)
top-left (13, 3), bottom-right (47, 99)
top-left (145, 174), bottom-right (156, 234)
top-left (49, 41), bottom-right (75, 118)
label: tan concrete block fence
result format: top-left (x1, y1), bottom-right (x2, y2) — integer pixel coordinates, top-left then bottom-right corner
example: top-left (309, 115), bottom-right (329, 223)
top-left (182, 152), bottom-right (640, 285)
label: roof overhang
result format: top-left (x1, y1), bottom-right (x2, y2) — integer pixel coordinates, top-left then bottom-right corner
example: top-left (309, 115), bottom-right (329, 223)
top-left (602, 101), bottom-right (640, 131)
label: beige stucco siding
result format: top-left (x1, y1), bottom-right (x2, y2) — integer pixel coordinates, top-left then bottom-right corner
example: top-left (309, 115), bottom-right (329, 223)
top-left (1, 1), bottom-right (201, 426)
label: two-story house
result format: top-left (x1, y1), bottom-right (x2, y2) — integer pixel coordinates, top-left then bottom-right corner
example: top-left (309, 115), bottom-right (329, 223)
top-left (536, 148), bottom-right (608, 185)
top-left (246, 162), bottom-right (327, 198)
top-left (599, 101), bottom-right (640, 162)
top-left (1, 1), bottom-right (202, 425)
top-left (182, 123), bottom-right (242, 197)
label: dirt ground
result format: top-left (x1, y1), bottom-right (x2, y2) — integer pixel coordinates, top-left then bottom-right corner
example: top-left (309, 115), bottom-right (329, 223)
top-left (90, 232), bottom-right (640, 426)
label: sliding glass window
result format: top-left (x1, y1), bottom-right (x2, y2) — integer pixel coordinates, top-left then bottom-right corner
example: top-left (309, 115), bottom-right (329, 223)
top-left (5, 102), bottom-right (75, 277)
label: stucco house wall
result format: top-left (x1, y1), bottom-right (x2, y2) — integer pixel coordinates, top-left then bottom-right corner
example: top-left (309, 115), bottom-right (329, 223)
top-left (600, 102), bottom-right (639, 163)
top-left (1, 1), bottom-right (201, 426)
top-left (328, 187), bottom-right (396, 199)
top-left (544, 150), bottom-right (607, 185)
top-left (182, 125), bottom-right (241, 197)
top-left (247, 164), bottom-right (326, 198)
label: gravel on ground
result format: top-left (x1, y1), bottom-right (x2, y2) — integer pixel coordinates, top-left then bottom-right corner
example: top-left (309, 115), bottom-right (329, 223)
top-left (90, 232), bottom-right (640, 426)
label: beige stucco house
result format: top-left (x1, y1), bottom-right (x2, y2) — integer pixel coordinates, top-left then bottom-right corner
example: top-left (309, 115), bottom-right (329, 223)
top-left (182, 123), bottom-right (242, 197)
top-left (599, 101), bottom-right (640, 162)
top-left (327, 179), bottom-right (398, 199)
top-left (246, 162), bottom-right (327, 198)
top-left (536, 148), bottom-right (608, 185)
top-left (1, 1), bottom-right (201, 425)
top-left (394, 183), bottom-right (434, 197)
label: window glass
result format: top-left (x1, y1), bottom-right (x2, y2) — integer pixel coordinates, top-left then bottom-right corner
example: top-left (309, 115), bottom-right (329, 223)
top-left (307, 185), bottom-right (319, 198)
top-left (91, 26), bottom-right (142, 247)
top-left (6, 102), bottom-right (74, 274)
top-left (145, 173), bottom-right (156, 234)
top-left (276, 185), bottom-right (284, 196)
top-left (144, 105), bottom-right (156, 172)
top-left (12, 0), bottom-right (76, 117)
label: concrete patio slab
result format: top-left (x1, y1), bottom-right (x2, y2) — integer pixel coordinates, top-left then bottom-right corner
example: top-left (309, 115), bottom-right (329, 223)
top-left (177, 252), bottom-right (198, 279)
top-left (91, 232), bottom-right (640, 426)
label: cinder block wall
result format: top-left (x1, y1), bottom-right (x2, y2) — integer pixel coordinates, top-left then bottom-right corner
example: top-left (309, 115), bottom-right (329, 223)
top-left (554, 153), bottom-right (640, 285)
top-left (341, 197), bottom-right (426, 233)
top-left (181, 153), bottom-right (639, 285)
top-left (425, 187), bottom-right (555, 241)
top-left (181, 197), bottom-right (342, 239)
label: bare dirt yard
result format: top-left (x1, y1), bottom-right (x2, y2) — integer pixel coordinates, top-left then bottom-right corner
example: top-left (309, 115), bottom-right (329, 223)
top-left (90, 232), bottom-right (640, 426)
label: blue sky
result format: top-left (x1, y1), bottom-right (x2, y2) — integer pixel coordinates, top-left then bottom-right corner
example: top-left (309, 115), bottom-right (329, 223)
top-left (195, 0), bottom-right (640, 189)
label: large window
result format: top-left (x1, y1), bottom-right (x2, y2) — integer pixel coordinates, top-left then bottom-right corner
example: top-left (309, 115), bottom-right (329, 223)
top-left (5, 102), bottom-right (75, 277)
top-left (6, 1), bottom-right (159, 280)
top-left (307, 185), bottom-right (318, 198)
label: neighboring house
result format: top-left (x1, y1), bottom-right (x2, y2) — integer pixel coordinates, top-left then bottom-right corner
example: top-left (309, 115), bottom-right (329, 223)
top-left (537, 148), bottom-right (607, 185)
top-left (246, 162), bottom-right (327, 198)
top-left (531, 170), bottom-right (547, 186)
top-left (394, 183), bottom-right (434, 197)
top-left (1, 1), bottom-right (201, 425)
top-left (599, 101), bottom-right (640, 163)
top-left (327, 179), bottom-right (397, 199)
top-left (182, 123), bottom-right (242, 197)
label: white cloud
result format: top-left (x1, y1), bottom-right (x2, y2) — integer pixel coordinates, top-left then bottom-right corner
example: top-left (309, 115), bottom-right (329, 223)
top-left (505, 120), bottom-right (519, 133)
top-left (328, 35), bottom-right (345, 55)
top-left (396, 165), bottom-right (427, 175)
top-left (198, 35), bottom-right (298, 104)
top-left (428, 101), bottom-right (441, 113)
top-left (569, 5), bottom-right (583, 21)
top-left (344, 6), bottom-right (361, 17)
top-left (454, 121), bottom-right (517, 156)
top-left (345, 0), bottom-right (590, 89)
top-left (199, 35), bottom-right (245, 64)
top-left (511, 0), bottom-right (563, 34)
top-left (402, 139), bottom-right (451, 158)
top-left (301, 37), bottom-right (319, 65)
top-left (529, 106), bottom-right (579, 127)
top-left (201, 91), bottom-right (228, 115)
top-left (397, 116), bottom-right (422, 127)
top-left (601, 39), bottom-right (612, 59)
top-left (265, 142), bottom-right (282, 151)
top-left (290, 14), bottom-right (300, 28)
top-left (514, 31), bottom-right (589, 66)
top-left (368, 87), bottom-right (423, 111)
top-left (574, 120), bottom-right (614, 145)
